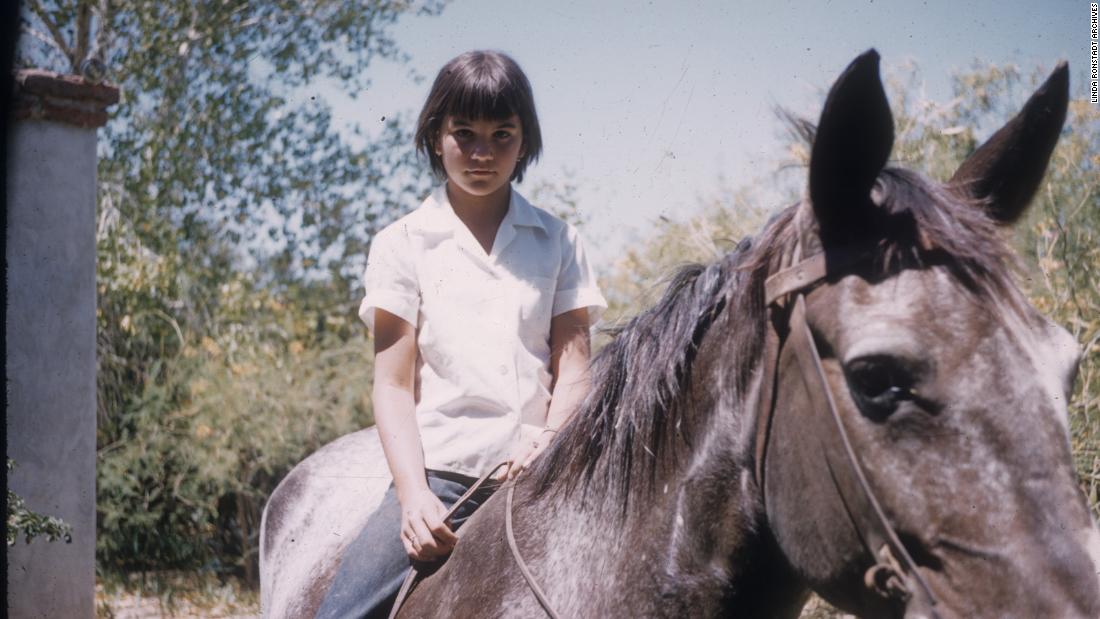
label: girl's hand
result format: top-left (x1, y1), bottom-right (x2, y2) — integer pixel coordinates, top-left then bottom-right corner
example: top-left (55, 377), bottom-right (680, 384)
top-left (498, 428), bottom-right (557, 481)
top-left (398, 487), bottom-right (458, 562)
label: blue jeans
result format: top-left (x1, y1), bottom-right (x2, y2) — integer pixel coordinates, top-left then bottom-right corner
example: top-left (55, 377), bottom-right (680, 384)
top-left (315, 470), bottom-right (495, 619)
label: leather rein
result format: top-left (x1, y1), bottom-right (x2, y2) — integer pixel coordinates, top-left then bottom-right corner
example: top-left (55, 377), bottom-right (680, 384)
top-left (754, 248), bottom-right (942, 617)
top-left (391, 246), bottom-right (942, 619)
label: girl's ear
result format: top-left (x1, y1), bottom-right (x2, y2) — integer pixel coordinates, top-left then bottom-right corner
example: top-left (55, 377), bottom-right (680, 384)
top-left (433, 121), bottom-right (445, 156)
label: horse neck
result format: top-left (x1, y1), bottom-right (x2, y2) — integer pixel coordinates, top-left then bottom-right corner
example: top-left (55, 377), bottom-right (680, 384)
top-left (523, 335), bottom-right (804, 616)
top-left (659, 378), bottom-right (806, 616)
top-left (634, 309), bottom-right (807, 616)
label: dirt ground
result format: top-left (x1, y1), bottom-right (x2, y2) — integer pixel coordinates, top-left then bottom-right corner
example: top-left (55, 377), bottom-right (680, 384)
top-left (95, 581), bottom-right (259, 619)
top-left (94, 580), bottom-right (849, 618)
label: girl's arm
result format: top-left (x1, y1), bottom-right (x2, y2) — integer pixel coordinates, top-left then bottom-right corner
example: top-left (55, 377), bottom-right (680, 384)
top-left (504, 307), bottom-right (592, 479)
top-left (545, 307), bottom-right (592, 430)
top-left (373, 308), bottom-right (457, 561)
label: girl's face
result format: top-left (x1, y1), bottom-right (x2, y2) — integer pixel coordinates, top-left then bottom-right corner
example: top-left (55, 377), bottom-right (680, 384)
top-left (435, 114), bottom-right (524, 199)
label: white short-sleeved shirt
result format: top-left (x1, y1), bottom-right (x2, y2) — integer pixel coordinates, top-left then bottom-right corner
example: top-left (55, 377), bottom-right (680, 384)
top-left (359, 185), bottom-right (607, 478)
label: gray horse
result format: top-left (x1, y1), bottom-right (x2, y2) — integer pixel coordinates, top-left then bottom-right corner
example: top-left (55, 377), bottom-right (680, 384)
top-left (261, 51), bottom-right (1100, 618)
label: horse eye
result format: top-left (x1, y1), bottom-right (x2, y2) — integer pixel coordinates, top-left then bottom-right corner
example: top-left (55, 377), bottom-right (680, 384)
top-left (844, 356), bottom-right (915, 419)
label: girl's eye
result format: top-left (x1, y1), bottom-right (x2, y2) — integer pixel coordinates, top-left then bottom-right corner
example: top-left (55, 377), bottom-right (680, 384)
top-left (494, 131), bottom-right (513, 140)
top-left (454, 129), bottom-right (474, 139)
top-left (843, 355), bottom-right (917, 421)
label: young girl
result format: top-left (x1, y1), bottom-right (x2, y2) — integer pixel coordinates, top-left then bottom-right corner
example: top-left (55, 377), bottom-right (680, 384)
top-left (315, 50), bottom-right (606, 619)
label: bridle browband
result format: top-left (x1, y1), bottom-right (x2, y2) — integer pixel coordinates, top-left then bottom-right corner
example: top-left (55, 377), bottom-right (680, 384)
top-left (391, 244), bottom-right (943, 619)
top-left (755, 245), bottom-right (942, 618)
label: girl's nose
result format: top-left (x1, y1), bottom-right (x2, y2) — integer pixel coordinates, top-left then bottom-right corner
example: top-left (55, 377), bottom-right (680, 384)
top-left (470, 140), bottom-right (492, 160)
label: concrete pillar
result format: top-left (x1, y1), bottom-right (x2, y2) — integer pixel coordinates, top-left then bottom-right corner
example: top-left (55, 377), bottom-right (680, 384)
top-left (6, 70), bottom-right (118, 619)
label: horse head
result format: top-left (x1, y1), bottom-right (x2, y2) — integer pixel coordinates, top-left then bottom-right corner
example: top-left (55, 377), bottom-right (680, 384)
top-left (761, 50), bottom-right (1100, 618)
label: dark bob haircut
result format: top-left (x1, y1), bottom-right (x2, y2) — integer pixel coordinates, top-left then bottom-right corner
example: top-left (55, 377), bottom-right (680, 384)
top-left (415, 50), bottom-right (542, 183)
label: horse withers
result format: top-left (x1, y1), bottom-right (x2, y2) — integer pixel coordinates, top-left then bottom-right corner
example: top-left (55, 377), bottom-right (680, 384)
top-left (261, 50), bottom-right (1100, 618)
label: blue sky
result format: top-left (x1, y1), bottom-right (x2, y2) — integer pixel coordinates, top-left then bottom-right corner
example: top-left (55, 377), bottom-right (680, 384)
top-left (316, 0), bottom-right (1086, 266)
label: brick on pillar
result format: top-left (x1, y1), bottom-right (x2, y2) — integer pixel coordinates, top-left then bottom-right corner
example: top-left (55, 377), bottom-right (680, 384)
top-left (6, 69), bottom-right (119, 619)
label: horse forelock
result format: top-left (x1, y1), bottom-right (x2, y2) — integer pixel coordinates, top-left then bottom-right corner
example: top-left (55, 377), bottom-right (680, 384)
top-left (781, 112), bottom-right (1023, 308)
top-left (870, 168), bottom-right (1022, 305)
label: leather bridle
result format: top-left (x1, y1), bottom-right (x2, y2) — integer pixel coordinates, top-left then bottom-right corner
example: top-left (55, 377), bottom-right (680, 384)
top-left (754, 246), bottom-right (942, 618)
top-left (391, 245), bottom-right (944, 619)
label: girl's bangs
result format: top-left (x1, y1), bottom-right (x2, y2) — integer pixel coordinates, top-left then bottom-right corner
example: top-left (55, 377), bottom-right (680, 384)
top-left (445, 75), bottom-right (520, 121)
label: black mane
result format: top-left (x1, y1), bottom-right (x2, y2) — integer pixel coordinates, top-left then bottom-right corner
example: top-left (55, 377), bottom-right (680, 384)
top-left (528, 214), bottom-right (789, 509)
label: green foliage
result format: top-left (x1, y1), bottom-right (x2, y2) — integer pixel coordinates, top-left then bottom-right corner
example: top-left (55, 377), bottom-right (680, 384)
top-left (19, 0), bottom-right (442, 584)
top-left (7, 460), bottom-right (73, 546)
top-left (95, 269), bottom-right (375, 580)
top-left (22, 1), bottom-right (443, 280)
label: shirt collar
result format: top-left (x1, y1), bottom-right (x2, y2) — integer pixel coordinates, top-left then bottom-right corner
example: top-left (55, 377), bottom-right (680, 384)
top-left (506, 189), bottom-right (547, 233)
top-left (421, 184), bottom-right (547, 236)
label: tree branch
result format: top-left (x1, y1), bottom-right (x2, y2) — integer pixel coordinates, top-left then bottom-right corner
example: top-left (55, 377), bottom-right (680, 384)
top-left (20, 24), bottom-right (71, 63)
top-left (74, 0), bottom-right (92, 68)
top-left (28, 0), bottom-right (74, 69)
top-left (94, 0), bottom-right (109, 55)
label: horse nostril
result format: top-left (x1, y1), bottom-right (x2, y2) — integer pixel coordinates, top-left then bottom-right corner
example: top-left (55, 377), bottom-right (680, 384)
top-left (896, 531), bottom-right (944, 571)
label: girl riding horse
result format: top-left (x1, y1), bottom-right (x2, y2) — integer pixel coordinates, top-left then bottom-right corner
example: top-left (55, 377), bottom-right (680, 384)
top-left (314, 50), bottom-right (606, 619)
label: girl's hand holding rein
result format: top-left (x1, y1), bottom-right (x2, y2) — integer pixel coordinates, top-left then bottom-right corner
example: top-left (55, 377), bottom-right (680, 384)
top-left (500, 427), bottom-right (557, 481)
top-left (398, 486), bottom-right (457, 562)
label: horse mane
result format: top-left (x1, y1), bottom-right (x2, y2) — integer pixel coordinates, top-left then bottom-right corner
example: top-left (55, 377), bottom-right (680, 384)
top-left (530, 138), bottom-right (1022, 512)
top-left (528, 212), bottom-right (792, 509)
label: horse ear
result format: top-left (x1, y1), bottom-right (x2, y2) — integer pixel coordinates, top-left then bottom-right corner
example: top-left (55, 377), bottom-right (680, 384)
top-left (809, 49), bottom-right (894, 243)
top-left (949, 62), bottom-right (1069, 225)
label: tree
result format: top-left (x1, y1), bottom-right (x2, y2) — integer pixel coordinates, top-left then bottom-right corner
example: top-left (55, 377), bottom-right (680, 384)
top-left (21, 0), bottom-right (442, 286)
top-left (18, 0), bottom-right (444, 583)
